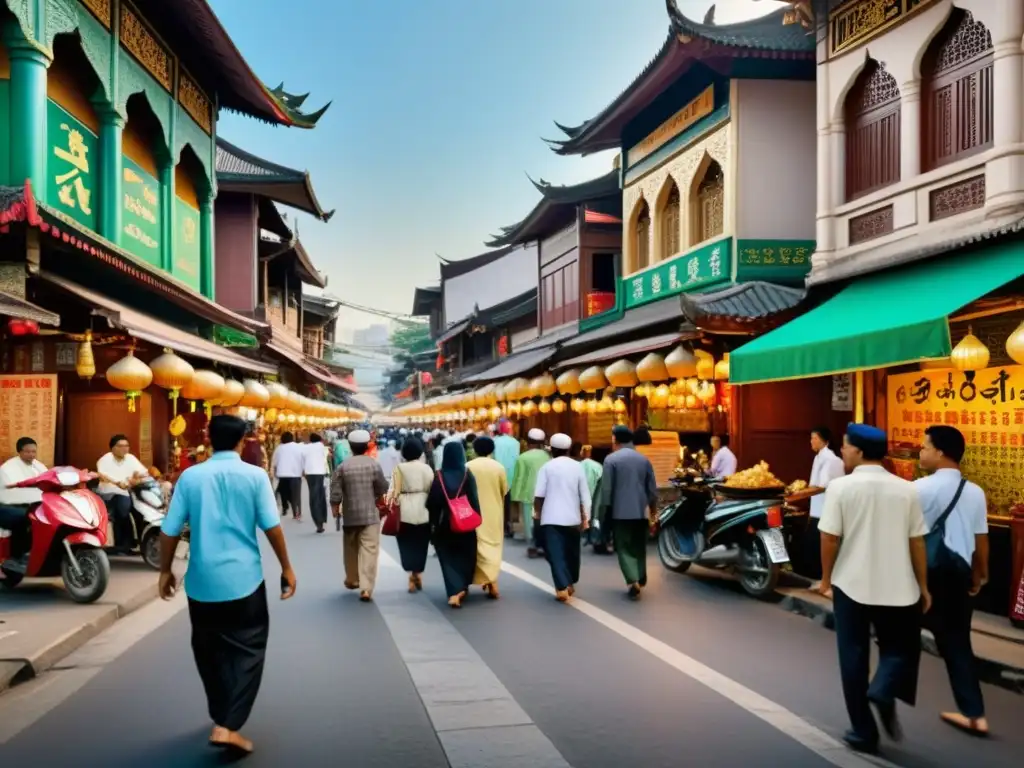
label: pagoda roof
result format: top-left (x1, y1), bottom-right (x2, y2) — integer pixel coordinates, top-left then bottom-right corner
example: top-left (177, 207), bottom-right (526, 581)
top-left (438, 245), bottom-right (516, 280)
top-left (548, 1), bottom-right (814, 156)
top-left (216, 138), bottom-right (335, 221)
top-left (302, 294), bottom-right (340, 318)
top-left (259, 236), bottom-right (327, 289)
top-left (486, 170), bottom-right (621, 247)
top-left (136, 1), bottom-right (330, 128)
top-left (411, 285), bottom-right (441, 316)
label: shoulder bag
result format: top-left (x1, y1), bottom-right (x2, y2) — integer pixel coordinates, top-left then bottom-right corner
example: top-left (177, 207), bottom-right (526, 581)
top-left (924, 477), bottom-right (970, 576)
top-left (439, 471), bottom-right (482, 533)
top-left (379, 467), bottom-right (402, 536)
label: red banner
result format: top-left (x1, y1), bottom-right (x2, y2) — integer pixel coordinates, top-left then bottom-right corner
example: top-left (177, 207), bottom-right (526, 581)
top-left (586, 292), bottom-right (615, 317)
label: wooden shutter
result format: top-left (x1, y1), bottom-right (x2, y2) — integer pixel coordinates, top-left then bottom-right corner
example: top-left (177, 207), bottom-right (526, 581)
top-left (695, 163), bottom-right (724, 245)
top-left (635, 203), bottom-right (650, 271)
top-left (661, 184), bottom-right (681, 260)
top-left (845, 61), bottom-right (901, 200)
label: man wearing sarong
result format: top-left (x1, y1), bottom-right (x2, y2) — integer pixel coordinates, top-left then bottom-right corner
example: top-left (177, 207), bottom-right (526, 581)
top-left (511, 428), bottom-right (549, 557)
top-left (468, 436), bottom-right (509, 599)
top-left (493, 420), bottom-right (520, 538)
top-left (159, 414), bottom-right (296, 756)
top-left (602, 425), bottom-right (658, 600)
top-left (534, 433), bottom-right (591, 602)
top-left (330, 429), bottom-right (389, 602)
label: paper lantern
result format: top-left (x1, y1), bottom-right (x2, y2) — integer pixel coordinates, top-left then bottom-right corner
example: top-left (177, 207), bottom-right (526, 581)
top-left (698, 381), bottom-right (717, 405)
top-left (507, 377), bottom-right (530, 401)
top-left (76, 330), bottom-right (96, 380)
top-left (219, 379), bottom-right (245, 407)
top-left (538, 399), bottom-right (552, 414)
top-left (149, 349), bottom-right (195, 413)
top-left (180, 369), bottom-right (225, 412)
top-left (556, 369), bottom-right (582, 395)
top-left (106, 348), bottom-right (153, 412)
top-left (613, 398), bottom-right (627, 414)
top-left (579, 366), bottom-right (608, 393)
top-left (1006, 321), bottom-right (1024, 365)
top-left (552, 398), bottom-right (566, 414)
top-left (950, 330), bottom-right (989, 372)
top-left (240, 379), bottom-right (270, 408)
top-left (665, 345), bottom-right (698, 379)
top-left (685, 394), bottom-right (699, 409)
top-left (714, 353), bottom-right (730, 381)
top-left (605, 359), bottom-right (639, 388)
top-left (264, 407), bottom-right (279, 423)
top-left (522, 400), bottom-right (537, 417)
top-left (585, 397), bottom-right (599, 414)
top-left (530, 372), bottom-right (557, 398)
top-left (265, 382), bottom-right (289, 409)
top-left (633, 383), bottom-right (650, 399)
top-left (489, 404), bottom-right (502, 420)
top-left (597, 395), bottom-right (614, 413)
top-left (695, 350), bottom-right (715, 380)
top-left (168, 414), bottom-right (187, 437)
top-left (650, 383), bottom-right (671, 409)
top-left (494, 381), bottom-right (508, 402)
top-left (571, 396), bottom-right (586, 413)
top-left (636, 352), bottom-right (669, 382)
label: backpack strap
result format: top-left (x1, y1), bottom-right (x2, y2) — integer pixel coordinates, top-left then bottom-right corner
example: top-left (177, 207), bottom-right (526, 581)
top-left (932, 478), bottom-right (967, 533)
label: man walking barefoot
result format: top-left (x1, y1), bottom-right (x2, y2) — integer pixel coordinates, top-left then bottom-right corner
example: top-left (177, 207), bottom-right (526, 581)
top-left (159, 414), bottom-right (297, 756)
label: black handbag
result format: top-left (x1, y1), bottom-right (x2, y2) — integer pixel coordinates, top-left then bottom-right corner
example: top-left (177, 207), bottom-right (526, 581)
top-left (924, 478), bottom-right (971, 576)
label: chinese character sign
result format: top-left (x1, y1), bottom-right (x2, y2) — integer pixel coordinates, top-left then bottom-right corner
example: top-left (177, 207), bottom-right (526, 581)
top-left (887, 366), bottom-right (1024, 514)
top-left (736, 239), bottom-right (814, 283)
top-left (0, 375), bottom-right (58, 466)
top-left (624, 236), bottom-right (731, 309)
top-left (174, 199), bottom-right (201, 292)
top-left (47, 102), bottom-right (98, 232)
top-left (122, 158), bottom-right (161, 267)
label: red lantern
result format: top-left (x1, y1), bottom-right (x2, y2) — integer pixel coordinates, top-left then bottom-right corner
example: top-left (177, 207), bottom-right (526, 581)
top-left (7, 319), bottom-right (39, 336)
top-left (420, 371), bottom-right (433, 386)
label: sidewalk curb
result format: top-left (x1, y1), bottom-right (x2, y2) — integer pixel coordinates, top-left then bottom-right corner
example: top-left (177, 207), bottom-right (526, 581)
top-left (0, 582), bottom-right (157, 695)
top-left (778, 588), bottom-right (1024, 695)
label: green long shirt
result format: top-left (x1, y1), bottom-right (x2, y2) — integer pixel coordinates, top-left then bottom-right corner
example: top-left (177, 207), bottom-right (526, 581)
top-left (510, 448), bottom-right (550, 504)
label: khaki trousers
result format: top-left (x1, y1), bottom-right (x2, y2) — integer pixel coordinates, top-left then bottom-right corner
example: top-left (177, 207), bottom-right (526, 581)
top-left (343, 524), bottom-right (380, 593)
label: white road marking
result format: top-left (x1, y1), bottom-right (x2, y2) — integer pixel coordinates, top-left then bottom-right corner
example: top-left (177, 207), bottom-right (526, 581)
top-left (0, 631), bottom-right (18, 642)
top-left (501, 561), bottom-right (898, 768)
top-left (0, 593), bottom-right (186, 744)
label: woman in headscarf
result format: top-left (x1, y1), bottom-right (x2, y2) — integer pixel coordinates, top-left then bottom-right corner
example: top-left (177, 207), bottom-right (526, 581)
top-left (425, 441), bottom-right (480, 608)
top-left (391, 437), bottom-right (434, 592)
top-left (467, 436), bottom-right (508, 599)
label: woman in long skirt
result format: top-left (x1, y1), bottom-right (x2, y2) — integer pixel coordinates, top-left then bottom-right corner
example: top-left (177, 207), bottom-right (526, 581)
top-left (391, 437), bottom-right (434, 592)
top-left (426, 442), bottom-right (480, 608)
top-left (467, 436), bottom-right (508, 599)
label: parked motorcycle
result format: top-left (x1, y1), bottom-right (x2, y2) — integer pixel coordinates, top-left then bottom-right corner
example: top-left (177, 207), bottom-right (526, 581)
top-left (103, 477), bottom-right (167, 570)
top-left (656, 473), bottom-right (790, 599)
top-left (0, 467), bottom-right (111, 603)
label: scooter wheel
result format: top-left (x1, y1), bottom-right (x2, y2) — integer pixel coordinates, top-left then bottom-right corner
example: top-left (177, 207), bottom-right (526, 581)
top-left (657, 527), bottom-right (695, 574)
top-left (61, 548), bottom-right (110, 604)
top-left (141, 528), bottom-right (162, 571)
top-left (739, 537), bottom-right (780, 599)
top-left (0, 567), bottom-right (23, 589)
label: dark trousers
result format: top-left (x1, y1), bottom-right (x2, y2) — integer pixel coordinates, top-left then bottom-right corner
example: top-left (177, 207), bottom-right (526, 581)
top-left (306, 475), bottom-right (327, 527)
top-left (102, 493), bottom-right (134, 549)
top-left (613, 519), bottom-right (648, 586)
top-left (188, 582), bottom-right (270, 732)
top-left (503, 493), bottom-right (512, 536)
top-left (0, 504), bottom-right (31, 555)
top-left (801, 517), bottom-right (822, 580)
top-left (833, 586), bottom-right (922, 745)
top-left (542, 525), bottom-right (581, 591)
top-left (925, 568), bottom-right (985, 718)
top-left (277, 477), bottom-right (302, 517)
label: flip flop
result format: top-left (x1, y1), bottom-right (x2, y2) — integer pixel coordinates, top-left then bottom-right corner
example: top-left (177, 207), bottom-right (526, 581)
top-left (940, 712), bottom-right (989, 737)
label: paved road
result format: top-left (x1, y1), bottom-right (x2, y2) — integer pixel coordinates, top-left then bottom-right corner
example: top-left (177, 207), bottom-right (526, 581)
top-left (1, 519), bottom-right (1021, 767)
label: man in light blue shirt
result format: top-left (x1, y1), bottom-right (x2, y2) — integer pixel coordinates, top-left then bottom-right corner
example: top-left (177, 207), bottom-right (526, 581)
top-left (493, 420), bottom-right (520, 538)
top-left (159, 414), bottom-right (296, 755)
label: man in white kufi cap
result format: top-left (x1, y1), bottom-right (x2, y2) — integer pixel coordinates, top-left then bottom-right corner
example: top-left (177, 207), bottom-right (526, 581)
top-left (329, 429), bottom-right (389, 602)
top-left (533, 433), bottom-right (591, 601)
top-left (510, 428), bottom-right (550, 557)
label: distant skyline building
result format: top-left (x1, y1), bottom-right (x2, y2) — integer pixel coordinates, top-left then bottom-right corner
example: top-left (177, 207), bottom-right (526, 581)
top-left (352, 323), bottom-right (390, 349)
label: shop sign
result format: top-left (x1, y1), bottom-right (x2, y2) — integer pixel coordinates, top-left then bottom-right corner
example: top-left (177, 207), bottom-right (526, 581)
top-left (624, 236), bottom-right (731, 309)
top-left (55, 342), bottom-right (76, 370)
top-left (47, 101), bottom-right (98, 232)
top-left (0, 375), bottom-right (58, 466)
top-left (627, 85), bottom-right (714, 167)
top-left (122, 158), bottom-right (161, 267)
top-left (832, 373), bottom-right (853, 411)
top-left (829, 0), bottom-right (938, 57)
top-left (887, 366), bottom-right (1024, 515)
top-left (174, 199), bottom-right (201, 292)
top-left (736, 239), bottom-right (813, 283)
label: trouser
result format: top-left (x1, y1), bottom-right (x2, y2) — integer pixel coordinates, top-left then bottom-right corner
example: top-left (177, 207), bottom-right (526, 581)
top-left (801, 517), bottom-right (823, 580)
top-left (542, 525), bottom-right (581, 591)
top-left (102, 493), bottom-right (134, 549)
top-left (613, 519), bottom-right (649, 586)
top-left (188, 582), bottom-right (269, 732)
top-left (277, 477), bottom-right (302, 517)
top-left (0, 504), bottom-right (31, 556)
top-left (925, 568), bottom-right (985, 718)
top-left (503, 493), bottom-right (512, 536)
top-left (343, 524), bottom-right (381, 593)
top-left (833, 586), bottom-right (922, 745)
top-left (306, 475), bottom-right (328, 527)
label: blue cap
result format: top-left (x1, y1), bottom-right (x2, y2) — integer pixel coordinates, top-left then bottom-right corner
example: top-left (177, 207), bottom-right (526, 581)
top-left (846, 423), bottom-right (886, 443)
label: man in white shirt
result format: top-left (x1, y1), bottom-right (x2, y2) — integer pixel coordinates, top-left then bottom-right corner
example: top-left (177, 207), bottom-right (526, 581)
top-left (533, 433), bottom-right (591, 602)
top-left (709, 434), bottom-right (737, 478)
top-left (303, 434), bottom-right (331, 533)
top-left (271, 432), bottom-right (305, 521)
top-left (916, 425), bottom-right (989, 736)
top-left (378, 440), bottom-right (402, 482)
top-left (97, 434), bottom-right (149, 553)
top-left (800, 426), bottom-right (846, 580)
top-left (0, 436), bottom-right (48, 559)
top-left (818, 423), bottom-right (930, 754)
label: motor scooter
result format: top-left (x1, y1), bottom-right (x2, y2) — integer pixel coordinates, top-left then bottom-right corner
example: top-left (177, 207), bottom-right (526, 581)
top-left (0, 467), bottom-right (111, 603)
top-left (104, 477), bottom-right (167, 570)
top-left (656, 473), bottom-right (790, 599)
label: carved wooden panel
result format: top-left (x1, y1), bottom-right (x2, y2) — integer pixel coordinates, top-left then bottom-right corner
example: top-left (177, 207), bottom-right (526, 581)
top-left (846, 61), bottom-right (901, 200)
top-left (829, 0), bottom-right (939, 57)
top-left (695, 163), bottom-right (724, 245)
top-left (635, 203), bottom-right (651, 271)
top-left (178, 70), bottom-right (212, 134)
top-left (81, 0), bottom-right (111, 28)
top-left (848, 205), bottom-right (893, 245)
top-left (929, 175), bottom-right (985, 221)
top-left (660, 184), bottom-right (680, 260)
top-left (120, 2), bottom-right (172, 92)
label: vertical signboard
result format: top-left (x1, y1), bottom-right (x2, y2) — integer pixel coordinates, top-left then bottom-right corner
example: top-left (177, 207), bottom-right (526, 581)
top-left (122, 158), bottom-right (161, 266)
top-left (174, 198), bottom-right (201, 291)
top-left (47, 102), bottom-right (98, 232)
top-left (0, 375), bottom-right (58, 466)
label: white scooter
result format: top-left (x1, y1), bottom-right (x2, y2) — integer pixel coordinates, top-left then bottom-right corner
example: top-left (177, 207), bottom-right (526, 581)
top-left (104, 478), bottom-right (167, 570)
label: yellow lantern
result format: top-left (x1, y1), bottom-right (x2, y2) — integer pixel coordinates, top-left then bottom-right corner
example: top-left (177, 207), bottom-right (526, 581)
top-left (508, 401), bottom-right (521, 417)
top-left (180, 369), bottom-right (225, 412)
top-left (220, 379), bottom-right (245, 407)
top-left (572, 396), bottom-right (586, 413)
top-left (1005, 321), bottom-right (1024, 365)
top-left (494, 381), bottom-right (508, 402)
top-left (613, 398), bottom-right (627, 414)
top-left (538, 399), bottom-right (552, 414)
top-left (714, 353), bottom-right (730, 381)
top-left (633, 383), bottom-right (650, 399)
top-left (579, 365), bottom-right (608, 393)
top-left (685, 394), bottom-right (699, 409)
top-left (698, 381), bottom-right (717, 405)
top-left (149, 348), bottom-right (195, 414)
top-left (552, 398), bottom-right (566, 414)
top-left (522, 400), bottom-right (537, 417)
top-left (240, 379), bottom-right (270, 408)
top-left (168, 414), bottom-right (186, 437)
top-left (585, 397), bottom-right (599, 414)
top-left (665, 345), bottom-right (698, 378)
top-left (264, 407), bottom-right (279, 423)
top-left (106, 348), bottom-right (153, 412)
top-left (287, 389), bottom-right (304, 412)
top-left (76, 330), bottom-right (96, 380)
top-left (504, 378), bottom-right (526, 401)
top-left (636, 352), bottom-right (669, 382)
top-left (695, 350), bottom-right (715, 380)
top-left (597, 395), bottom-right (613, 413)
top-left (489, 404), bottom-right (501, 420)
top-left (605, 359), bottom-right (639, 388)
top-left (529, 373), bottom-right (557, 398)
top-left (950, 329), bottom-right (990, 372)
top-left (265, 382), bottom-right (289, 409)
top-left (556, 369), bottom-right (582, 395)
top-left (650, 383), bottom-right (671, 409)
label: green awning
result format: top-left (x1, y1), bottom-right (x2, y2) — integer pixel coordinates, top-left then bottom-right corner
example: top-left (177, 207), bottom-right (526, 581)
top-left (730, 241), bottom-right (1024, 384)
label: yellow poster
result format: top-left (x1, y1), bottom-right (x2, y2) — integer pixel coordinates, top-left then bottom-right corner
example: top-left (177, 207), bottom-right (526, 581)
top-left (0, 374), bottom-right (59, 466)
top-left (887, 366), bottom-right (1024, 514)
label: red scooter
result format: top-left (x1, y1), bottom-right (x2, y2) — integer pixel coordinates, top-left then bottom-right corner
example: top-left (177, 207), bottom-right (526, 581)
top-left (0, 467), bottom-right (110, 603)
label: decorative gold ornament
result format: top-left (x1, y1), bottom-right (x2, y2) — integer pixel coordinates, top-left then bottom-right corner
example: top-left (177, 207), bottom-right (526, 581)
top-left (168, 414), bottom-right (186, 437)
top-left (605, 359), bottom-right (639, 388)
top-left (636, 352), bottom-right (669, 382)
top-left (105, 347), bottom-right (153, 413)
top-left (695, 350), bottom-right (715, 380)
top-left (76, 330), bottom-right (96, 380)
top-left (613, 398), bottom-right (627, 414)
top-left (633, 383), bottom-right (650, 399)
top-left (950, 329), bottom-right (990, 372)
top-left (665, 345), bottom-right (698, 378)
top-left (571, 396), bottom-right (586, 413)
top-left (538, 399), bottom-right (552, 414)
top-left (489, 405), bottom-right (502, 420)
top-left (552, 398), bottom-right (566, 414)
top-left (585, 397), bottom-right (599, 414)
top-left (149, 348), bottom-right (194, 414)
top-left (714, 353), bottom-right (730, 381)
top-left (1006, 321), bottom-right (1024, 365)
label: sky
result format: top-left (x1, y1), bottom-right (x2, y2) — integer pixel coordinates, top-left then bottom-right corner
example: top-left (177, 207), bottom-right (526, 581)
top-left (211, 0), bottom-right (786, 334)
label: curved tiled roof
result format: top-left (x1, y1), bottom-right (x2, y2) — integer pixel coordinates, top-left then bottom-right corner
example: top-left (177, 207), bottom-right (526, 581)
top-left (680, 281), bottom-right (805, 322)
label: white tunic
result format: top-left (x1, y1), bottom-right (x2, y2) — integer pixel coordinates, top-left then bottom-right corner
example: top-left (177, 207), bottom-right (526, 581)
top-left (96, 452), bottom-right (147, 497)
top-left (809, 447), bottom-right (846, 519)
top-left (0, 456), bottom-right (47, 506)
top-left (534, 456), bottom-right (591, 527)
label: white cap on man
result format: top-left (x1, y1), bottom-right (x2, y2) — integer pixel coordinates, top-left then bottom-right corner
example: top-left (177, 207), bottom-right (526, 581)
top-left (399, 428), bottom-right (408, 435)
top-left (349, 429), bottom-right (371, 444)
top-left (528, 428), bottom-right (545, 442)
top-left (550, 433), bottom-right (572, 450)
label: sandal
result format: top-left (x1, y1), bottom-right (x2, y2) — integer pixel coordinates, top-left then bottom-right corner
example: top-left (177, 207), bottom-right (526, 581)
top-left (359, 591), bottom-right (372, 602)
top-left (940, 712), bottom-right (989, 737)
top-left (344, 581), bottom-right (359, 590)
top-left (413, 573), bottom-right (423, 591)
top-left (408, 575), bottom-right (418, 593)
top-left (448, 590), bottom-right (466, 608)
top-left (484, 583), bottom-right (500, 600)
top-left (555, 589), bottom-right (570, 602)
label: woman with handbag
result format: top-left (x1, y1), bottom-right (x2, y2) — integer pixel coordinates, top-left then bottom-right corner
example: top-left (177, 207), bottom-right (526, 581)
top-left (391, 438), bottom-right (435, 593)
top-left (426, 442), bottom-right (482, 608)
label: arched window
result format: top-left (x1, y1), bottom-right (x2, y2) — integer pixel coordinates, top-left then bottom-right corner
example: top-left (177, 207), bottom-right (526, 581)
top-left (693, 161), bottom-right (724, 245)
top-left (922, 9), bottom-right (993, 170)
top-left (845, 60), bottom-right (900, 200)
top-left (634, 200), bottom-right (650, 271)
top-left (659, 181), bottom-right (681, 261)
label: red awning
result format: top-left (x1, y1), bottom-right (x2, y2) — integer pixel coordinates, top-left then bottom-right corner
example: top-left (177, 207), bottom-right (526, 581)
top-left (266, 338), bottom-right (357, 392)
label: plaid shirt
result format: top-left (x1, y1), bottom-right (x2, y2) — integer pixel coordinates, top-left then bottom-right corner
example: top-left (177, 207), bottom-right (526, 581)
top-left (330, 455), bottom-right (388, 527)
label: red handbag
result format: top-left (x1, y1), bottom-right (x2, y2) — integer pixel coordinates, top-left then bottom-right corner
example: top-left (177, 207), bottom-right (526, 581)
top-left (378, 469), bottom-right (402, 537)
top-left (439, 471), bottom-right (481, 533)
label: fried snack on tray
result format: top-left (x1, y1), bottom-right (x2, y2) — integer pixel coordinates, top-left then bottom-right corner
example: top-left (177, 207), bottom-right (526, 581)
top-left (723, 461), bottom-right (785, 489)
top-left (786, 479), bottom-right (808, 494)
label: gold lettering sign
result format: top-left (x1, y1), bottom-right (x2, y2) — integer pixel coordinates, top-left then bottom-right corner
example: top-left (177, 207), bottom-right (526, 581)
top-left (627, 85), bottom-right (715, 167)
top-left (0, 375), bottom-right (58, 466)
top-left (829, 0), bottom-right (938, 57)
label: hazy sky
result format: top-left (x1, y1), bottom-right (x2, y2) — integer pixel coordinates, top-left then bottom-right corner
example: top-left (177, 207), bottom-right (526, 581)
top-left (212, 0), bottom-right (786, 332)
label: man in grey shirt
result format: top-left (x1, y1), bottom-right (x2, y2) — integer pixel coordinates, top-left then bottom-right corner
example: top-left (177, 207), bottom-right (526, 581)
top-left (601, 425), bottom-right (658, 599)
